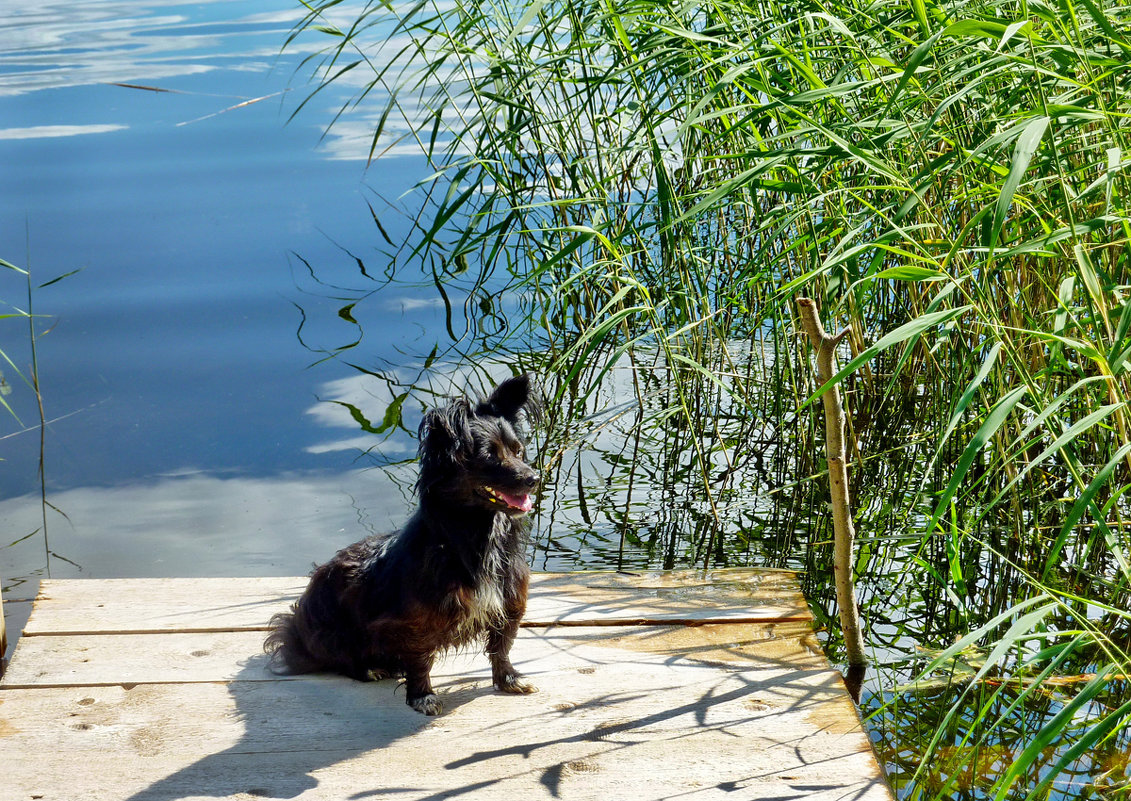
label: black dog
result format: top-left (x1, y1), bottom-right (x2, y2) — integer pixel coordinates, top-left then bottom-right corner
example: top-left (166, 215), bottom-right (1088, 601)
top-left (265, 374), bottom-right (541, 715)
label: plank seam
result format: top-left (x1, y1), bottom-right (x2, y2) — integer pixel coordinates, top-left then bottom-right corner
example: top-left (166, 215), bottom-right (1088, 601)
top-left (0, 678), bottom-right (292, 690)
top-left (19, 627), bottom-right (277, 637)
top-left (18, 616), bottom-right (814, 638)
top-left (525, 616), bottom-right (813, 627)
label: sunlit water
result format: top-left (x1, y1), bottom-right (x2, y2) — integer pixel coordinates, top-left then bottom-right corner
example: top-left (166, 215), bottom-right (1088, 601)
top-left (0, 1), bottom-right (489, 594)
top-left (0, 0), bottom-right (687, 628)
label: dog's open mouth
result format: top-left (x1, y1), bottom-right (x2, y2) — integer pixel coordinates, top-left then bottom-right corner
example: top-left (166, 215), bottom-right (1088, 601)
top-left (480, 486), bottom-right (534, 513)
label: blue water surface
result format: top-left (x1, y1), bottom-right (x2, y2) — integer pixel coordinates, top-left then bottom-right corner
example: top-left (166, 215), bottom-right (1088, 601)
top-left (0, 0), bottom-right (462, 596)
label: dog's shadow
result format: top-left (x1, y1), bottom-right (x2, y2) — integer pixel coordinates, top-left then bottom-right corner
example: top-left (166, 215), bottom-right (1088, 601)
top-left (124, 654), bottom-right (473, 801)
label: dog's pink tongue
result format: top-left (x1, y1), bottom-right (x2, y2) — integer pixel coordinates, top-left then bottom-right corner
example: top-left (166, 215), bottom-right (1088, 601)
top-left (500, 490), bottom-right (534, 512)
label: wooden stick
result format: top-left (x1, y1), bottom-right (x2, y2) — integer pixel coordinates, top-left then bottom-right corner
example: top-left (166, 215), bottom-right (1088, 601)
top-left (796, 297), bottom-right (867, 668)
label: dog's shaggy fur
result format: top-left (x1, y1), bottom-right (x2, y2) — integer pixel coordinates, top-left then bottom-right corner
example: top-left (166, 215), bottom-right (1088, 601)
top-left (265, 374), bottom-right (541, 715)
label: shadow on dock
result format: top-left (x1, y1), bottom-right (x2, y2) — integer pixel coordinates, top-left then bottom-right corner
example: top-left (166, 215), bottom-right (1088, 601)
top-left (120, 634), bottom-right (868, 801)
top-left (122, 653), bottom-right (446, 801)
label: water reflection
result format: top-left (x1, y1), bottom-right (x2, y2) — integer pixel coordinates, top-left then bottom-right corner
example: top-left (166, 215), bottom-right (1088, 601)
top-left (0, 467), bottom-right (415, 582)
top-left (0, 0), bottom-right (304, 98)
top-left (0, 124), bottom-right (128, 139)
top-left (0, 1), bottom-right (434, 567)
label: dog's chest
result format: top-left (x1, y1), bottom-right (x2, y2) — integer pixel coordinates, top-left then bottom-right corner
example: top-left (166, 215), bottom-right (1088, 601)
top-left (445, 543), bottom-right (507, 638)
top-left (467, 579), bottom-right (506, 626)
top-left (442, 579), bottom-right (505, 643)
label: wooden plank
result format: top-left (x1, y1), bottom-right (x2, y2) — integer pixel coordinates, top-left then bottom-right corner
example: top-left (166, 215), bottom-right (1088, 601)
top-left (1, 621), bottom-right (827, 688)
top-left (0, 626), bottom-right (890, 801)
top-left (22, 576), bottom-right (308, 635)
top-left (21, 570), bottom-right (808, 636)
top-left (527, 569), bottom-right (809, 624)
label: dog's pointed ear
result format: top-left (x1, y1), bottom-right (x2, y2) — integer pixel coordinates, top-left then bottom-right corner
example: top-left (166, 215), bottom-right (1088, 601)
top-left (416, 399), bottom-right (473, 495)
top-left (478, 373), bottom-right (541, 423)
top-left (419, 399), bottom-right (472, 452)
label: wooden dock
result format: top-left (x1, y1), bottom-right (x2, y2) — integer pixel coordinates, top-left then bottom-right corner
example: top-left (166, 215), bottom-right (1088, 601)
top-left (0, 569), bottom-right (892, 800)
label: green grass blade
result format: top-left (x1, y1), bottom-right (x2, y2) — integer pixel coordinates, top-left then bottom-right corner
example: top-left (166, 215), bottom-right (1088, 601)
top-left (925, 384), bottom-right (1029, 536)
top-left (1041, 442), bottom-right (1131, 582)
top-left (990, 115), bottom-right (1049, 252)
top-left (924, 341), bottom-right (1002, 479)
top-left (995, 666), bottom-right (1120, 801)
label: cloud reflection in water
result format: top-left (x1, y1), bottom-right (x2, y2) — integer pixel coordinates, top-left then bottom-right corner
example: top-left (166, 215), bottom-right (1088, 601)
top-left (0, 0), bottom-right (303, 99)
top-left (0, 467), bottom-right (414, 582)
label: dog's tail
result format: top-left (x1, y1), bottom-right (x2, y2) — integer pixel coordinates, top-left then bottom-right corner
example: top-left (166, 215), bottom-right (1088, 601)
top-left (263, 607), bottom-right (321, 675)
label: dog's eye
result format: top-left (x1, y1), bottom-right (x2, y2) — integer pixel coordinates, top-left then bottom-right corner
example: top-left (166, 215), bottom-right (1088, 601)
top-left (492, 444), bottom-right (512, 462)
top-left (494, 440), bottom-right (523, 460)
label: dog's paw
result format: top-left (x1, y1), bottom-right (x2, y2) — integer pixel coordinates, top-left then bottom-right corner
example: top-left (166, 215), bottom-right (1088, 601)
top-left (496, 675), bottom-right (538, 695)
top-left (409, 694), bottom-right (443, 716)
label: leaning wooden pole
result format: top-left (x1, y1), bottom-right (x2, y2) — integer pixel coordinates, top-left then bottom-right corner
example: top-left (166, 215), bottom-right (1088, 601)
top-left (797, 297), bottom-right (867, 668)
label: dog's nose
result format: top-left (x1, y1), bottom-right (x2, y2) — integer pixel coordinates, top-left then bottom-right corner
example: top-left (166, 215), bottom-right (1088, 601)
top-left (522, 469), bottom-right (541, 489)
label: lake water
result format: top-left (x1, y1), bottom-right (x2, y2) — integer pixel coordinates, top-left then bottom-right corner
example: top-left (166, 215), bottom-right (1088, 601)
top-left (0, 0), bottom-right (547, 608)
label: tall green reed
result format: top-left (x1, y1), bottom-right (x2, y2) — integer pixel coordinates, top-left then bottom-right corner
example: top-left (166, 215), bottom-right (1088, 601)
top-left (0, 255), bottom-right (28, 423)
top-left (289, 0), bottom-right (1131, 795)
top-left (2, 253), bottom-right (78, 577)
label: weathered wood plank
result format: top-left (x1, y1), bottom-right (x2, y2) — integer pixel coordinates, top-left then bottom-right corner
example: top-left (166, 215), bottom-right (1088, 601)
top-left (0, 626), bottom-right (888, 801)
top-left (1, 621), bottom-right (826, 688)
top-left (528, 569), bottom-right (809, 624)
top-left (21, 569), bottom-right (808, 636)
top-left (22, 576), bottom-right (308, 635)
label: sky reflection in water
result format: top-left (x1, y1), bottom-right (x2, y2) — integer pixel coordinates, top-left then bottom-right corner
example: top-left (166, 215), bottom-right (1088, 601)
top-left (0, 0), bottom-right (467, 592)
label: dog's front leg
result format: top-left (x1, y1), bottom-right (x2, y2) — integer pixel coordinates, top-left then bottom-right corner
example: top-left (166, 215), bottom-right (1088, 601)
top-left (404, 652), bottom-right (442, 715)
top-left (487, 615), bottom-right (536, 695)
